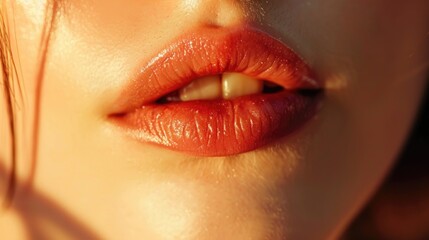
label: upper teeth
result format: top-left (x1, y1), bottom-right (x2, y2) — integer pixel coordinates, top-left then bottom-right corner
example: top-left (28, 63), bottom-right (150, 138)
top-left (179, 75), bottom-right (222, 101)
top-left (179, 72), bottom-right (264, 102)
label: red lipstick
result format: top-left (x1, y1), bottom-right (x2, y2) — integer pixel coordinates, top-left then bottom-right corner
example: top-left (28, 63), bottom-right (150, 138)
top-left (111, 28), bottom-right (322, 156)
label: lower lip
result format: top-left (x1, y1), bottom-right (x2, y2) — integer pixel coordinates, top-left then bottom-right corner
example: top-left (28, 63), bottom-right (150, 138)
top-left (112, 90), bottom-right (321, 156)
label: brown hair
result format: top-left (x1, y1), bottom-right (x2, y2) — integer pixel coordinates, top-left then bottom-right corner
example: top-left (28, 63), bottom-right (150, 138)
top-left (0, 0), bottom-right (60, 206)
top-left (0, 2), bottom-right (20, 207)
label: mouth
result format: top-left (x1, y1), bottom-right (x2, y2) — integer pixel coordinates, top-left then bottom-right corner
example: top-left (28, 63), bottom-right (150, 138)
top-left (110, 27), bottom-right (323, 157)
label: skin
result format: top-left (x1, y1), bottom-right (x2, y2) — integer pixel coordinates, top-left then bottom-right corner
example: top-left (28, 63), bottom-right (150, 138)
top-left (1, 0), bottom-right (428, 239)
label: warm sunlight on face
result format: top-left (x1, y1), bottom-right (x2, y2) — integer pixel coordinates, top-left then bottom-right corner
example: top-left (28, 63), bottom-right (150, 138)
top-left (1, 0), bottom-right (428, 239)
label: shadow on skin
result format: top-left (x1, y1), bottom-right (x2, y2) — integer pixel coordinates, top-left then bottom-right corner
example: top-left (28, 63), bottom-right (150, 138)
top-left (0, 163), bottom-right (102, 240)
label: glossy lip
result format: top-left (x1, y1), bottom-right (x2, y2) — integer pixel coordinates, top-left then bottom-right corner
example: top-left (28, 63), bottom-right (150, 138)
top-left (110, 27), bottom-right (323, 156)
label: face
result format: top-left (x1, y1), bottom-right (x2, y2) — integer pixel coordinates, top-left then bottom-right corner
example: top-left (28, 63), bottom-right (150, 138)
top-left (1, 0), bottom-right (428, 239)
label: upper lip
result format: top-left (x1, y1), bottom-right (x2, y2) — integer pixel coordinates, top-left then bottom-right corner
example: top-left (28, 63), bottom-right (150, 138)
top-left (113, 27), bottom-right (320, 113)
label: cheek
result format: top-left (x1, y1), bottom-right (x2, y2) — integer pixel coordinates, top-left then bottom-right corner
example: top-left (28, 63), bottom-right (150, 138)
top-left (258, 0), bottom-right (429, 236)
top-left (288, 0), bottom-right (429, 177)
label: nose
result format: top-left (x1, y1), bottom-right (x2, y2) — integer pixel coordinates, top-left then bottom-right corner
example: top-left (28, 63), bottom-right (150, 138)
top-left (180, 0), bottom-right (265, 28)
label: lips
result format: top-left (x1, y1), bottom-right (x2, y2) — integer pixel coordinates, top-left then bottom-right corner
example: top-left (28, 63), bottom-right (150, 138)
top-left (110, 27), bottom-right (323, 156)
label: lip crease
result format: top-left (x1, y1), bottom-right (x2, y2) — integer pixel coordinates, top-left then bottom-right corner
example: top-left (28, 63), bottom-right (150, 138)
top-left (110, 27), bottom-right (323, 156)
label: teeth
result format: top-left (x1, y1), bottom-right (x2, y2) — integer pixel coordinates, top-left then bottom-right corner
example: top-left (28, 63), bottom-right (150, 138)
top-left (222, 73), bottom-right (263, 100)
top-left (177, 73), bottom-right (265, 102)
top-left (179, 75), bottom-right (222, 101)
